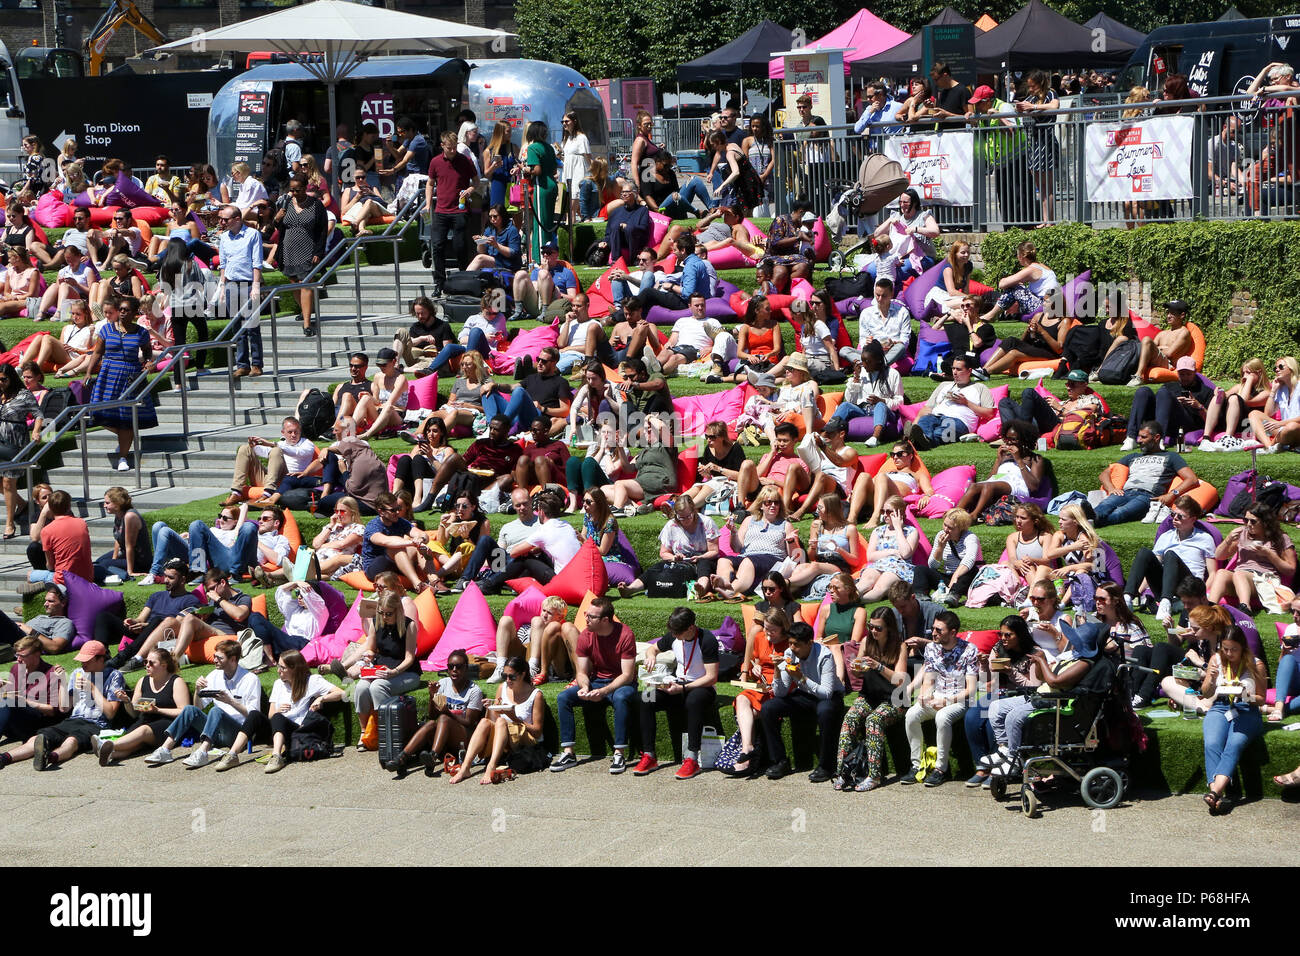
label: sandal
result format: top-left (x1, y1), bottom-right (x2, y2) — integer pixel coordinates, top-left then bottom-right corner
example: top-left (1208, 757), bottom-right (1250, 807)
top-left (696, 592), bottom-right (716, 603)
top-left (1268, 708), bottom-right (1284, 723)
top-left (723, 593), bottom-right (747, 604)
top-left (1274, 769), bottom-right (1300, 788)
top-left (1203, 791), bottom-right (1221, 815)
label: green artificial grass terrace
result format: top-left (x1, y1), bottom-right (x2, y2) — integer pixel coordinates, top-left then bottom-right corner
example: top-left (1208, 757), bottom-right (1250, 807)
top-left (15, 217), bottom-right (1300, 798)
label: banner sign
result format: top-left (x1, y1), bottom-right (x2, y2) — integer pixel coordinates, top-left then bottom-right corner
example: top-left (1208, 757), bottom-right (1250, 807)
top-left (1085, 115), bottom-right (1194, 202)
top-left (882, 130), bottom-right (975, 205)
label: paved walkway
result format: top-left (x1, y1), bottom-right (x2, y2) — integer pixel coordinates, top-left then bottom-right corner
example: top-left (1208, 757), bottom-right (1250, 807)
top-left (0, 748), bottom-right (1292, 866)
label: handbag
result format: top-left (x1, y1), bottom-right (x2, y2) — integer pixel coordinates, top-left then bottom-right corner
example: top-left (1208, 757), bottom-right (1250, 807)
top-left (644, 560), bottom-right (696, 598)
top-left (237, 628), bottom-right (265, 670)
top-left (714, 729), bottom-right (746, 774)
top-left (693, 725), bottom-right (725, 769)
top-left (291, 546), bottom-right (318, 582)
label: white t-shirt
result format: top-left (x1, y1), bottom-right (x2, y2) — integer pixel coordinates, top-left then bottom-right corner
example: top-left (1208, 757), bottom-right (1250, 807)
top-left (497, 516), bottom-right (538, 552)
top-left (202, 666), bottom-right (263, 720)
top-left (233, 176), bottom-right (269, 211)
top-left (58, 228), bottom-right (91, 256)
top-left (270, 673), bottom-right (335, 726)
top-left (671, 316), bottom-right (714, 353)
top-left (526, 519), bottom-right (581, 570)
top-left (563, 134), bottom-right (591, 186)
top-left (61, 322), bottom-right (95, 351)
top-left (257, 436), bottom-right (317, 474)
top-left (57, 260), bottom-right (97, 289)
top-left (930, 380), bottom-right (991, 431)
top-left (801, 319), bottom-right (833, 359)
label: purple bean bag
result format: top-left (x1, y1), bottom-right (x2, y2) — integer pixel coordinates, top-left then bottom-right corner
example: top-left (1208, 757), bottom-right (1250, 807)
top-left (646, 296), bottom-right (739, 325)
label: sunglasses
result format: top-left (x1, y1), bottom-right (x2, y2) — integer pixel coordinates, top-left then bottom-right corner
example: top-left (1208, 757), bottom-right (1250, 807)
top-left (890, 450), bottom-right (909, 458)
top-left (1029, 594), bottom-right (1048, 602)
top-left (503, 672), bottom-right (520, 681)
top-left (868, 623), bottom-right (885, 632)
top-left (447, 662), bottom-right (466, 669)
top-left (761, 584), bottom-right (777, 593)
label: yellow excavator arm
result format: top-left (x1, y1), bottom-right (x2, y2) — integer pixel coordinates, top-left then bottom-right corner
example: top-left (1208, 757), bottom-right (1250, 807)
top-left (85, 0), bottom-right (170, 76)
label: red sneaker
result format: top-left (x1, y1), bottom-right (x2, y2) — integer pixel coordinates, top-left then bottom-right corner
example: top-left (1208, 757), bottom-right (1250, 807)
top-left (675, 757), bottom-right (700, 780)
top-left (632, 752), bottom-right (658, 776)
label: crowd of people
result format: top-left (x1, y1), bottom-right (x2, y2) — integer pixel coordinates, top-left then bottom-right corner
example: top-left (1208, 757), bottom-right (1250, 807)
top-left (0, 101), bottom-right (1297, 812)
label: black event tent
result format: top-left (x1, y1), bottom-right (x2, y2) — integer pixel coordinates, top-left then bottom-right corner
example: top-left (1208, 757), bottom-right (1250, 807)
top-left (1083, 11), bottom-right (1147, 49)
top-left (975, 0), bottom-right (1136, 69)
top-left (676, 19), bottom-right (793, 82)
top-left (852, 6), bottom-right (978, 77)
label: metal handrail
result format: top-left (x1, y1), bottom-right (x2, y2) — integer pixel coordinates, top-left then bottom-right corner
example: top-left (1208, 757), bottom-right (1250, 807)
top-left (0, 191), bottom-right (426, 515)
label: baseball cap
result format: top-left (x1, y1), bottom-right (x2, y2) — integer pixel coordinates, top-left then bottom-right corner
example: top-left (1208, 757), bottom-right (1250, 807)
top-left (969, 85), bottom-right (996, 104)
top-left (1175, 356), bottom-right (1197, 372)
top-left (376, 347), bottom-right (398, 363)
top-left (1066, 369), bottom-right (1089, 383)
top-left (1164, 299), bottom-right (1189, 314)
top-left (747, 371), bottom-right (777, 389)
top-left (823, 417), bottom-right (846, 435)
top-left (541, 241), bottom-right (559, 254)
top-left (800, 211), bottom-right (817, 224)
top-left (75, 640), bottom-right (108, 663)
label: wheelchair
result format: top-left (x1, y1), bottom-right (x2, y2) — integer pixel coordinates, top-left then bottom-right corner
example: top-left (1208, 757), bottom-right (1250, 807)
top-left (989, 658), bottom-right (1152, 818)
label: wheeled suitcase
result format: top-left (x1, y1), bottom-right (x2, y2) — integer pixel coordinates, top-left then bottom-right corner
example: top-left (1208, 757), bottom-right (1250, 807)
top-left (377, 695), bottom-right (418, 768)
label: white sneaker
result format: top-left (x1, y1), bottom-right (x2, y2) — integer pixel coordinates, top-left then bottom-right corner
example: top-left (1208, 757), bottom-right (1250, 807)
top-left (1197, 439), bottom-right (1220, 453)
top-left (182, 750), bottom-right (210, 769)
top-left (1156, 598), bottom-right (1172, 621)
top-left (864, 436), bottom-right (879, 447)
top-left (486, 662), bottom-right (505, 684)
top-left (144, 746), bottom-right (173, 765)
top-left (1119, 437), bottom-right (1136, 452)
top-left (116, 457), bottom-right (131, 472)
top-left (1256, 444), bottom-right (1279, 455)
top-left (1141, 500), bottom-right (1169, 524)
top-left (1218, 436), bottom-right (1244, 452)
top-left (1126, 375), bottom-right (1143, 388)
top-left (103, 575), bottom-right (124, 585)
top-left (1123, 593), bottom-right (1134, 611)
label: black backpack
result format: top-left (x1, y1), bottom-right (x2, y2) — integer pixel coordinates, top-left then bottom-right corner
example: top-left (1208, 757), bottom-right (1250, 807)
top-left (298, 388), bottom-right (335, 440)
top-left (287, 712), bottom-right (336, 761)
top-left (443, 270), bottom-right (498, 296)
top-left (1095, 338), bottom-right (1141, 385)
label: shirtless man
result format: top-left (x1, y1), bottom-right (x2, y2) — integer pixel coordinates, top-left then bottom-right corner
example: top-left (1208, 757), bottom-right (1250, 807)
top-left (1130, 299), bottom-right (1194, 387)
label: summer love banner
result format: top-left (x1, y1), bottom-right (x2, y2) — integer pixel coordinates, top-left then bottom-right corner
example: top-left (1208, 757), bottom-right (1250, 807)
top-left (882, 131), bottom-right (975, 205)
top-left (1085, 115), bottom-right (1195, 202)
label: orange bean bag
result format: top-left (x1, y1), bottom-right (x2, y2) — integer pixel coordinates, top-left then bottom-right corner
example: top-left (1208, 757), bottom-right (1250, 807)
top-left (1146, 323), bottom-right (1205, 383)
top-left (259, 508), bottom-right (302, 572)
top-left (1106, 462), bottom-right (1218, 514)
top-left (186, 593), bottom-right (267, 665)
top-left (1011, 318), bottom-right (1076, 376)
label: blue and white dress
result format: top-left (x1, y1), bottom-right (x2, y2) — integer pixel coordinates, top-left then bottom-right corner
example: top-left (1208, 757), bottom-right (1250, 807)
top-left (91, 323), bottom-right (156, 429)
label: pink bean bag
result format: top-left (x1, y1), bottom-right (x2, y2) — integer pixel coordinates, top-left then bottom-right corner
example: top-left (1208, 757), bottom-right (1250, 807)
top-left (812, 218), bottom-right (831, 262)
top-left (973, 384), bottom-right (1011, 442)
top-left (649, 211), bottom-right (672, 247)
top-left (905, 465), bottom-right (976, 518)
top-left (406, 372), bottom-right (439, 412)
top-left (504, 584), bottom-right (548, 626)
top-left (31, 192), bottom-right (70, 229)
top-left (302, 592), bottom-right (365, 666)
top-left (673, 385), bottom-right (747, 438)
top-left (423, 583), bottom-right (489, 670)
top-left (702, 219), bottom-right (771, 270)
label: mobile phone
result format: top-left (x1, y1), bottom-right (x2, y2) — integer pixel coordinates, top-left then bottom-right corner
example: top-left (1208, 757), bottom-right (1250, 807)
top-left (198, 689), bottom-right (221, 698)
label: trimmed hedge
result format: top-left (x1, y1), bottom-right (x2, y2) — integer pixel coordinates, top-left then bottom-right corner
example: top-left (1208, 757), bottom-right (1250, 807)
top-left (979, 221), bottom-right (1300, 379)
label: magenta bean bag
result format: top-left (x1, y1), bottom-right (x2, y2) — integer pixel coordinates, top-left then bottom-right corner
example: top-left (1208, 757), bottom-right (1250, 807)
top-left (672, 385), bottom-right (747, 438)
top-left (406, 372), bottom-right (439, 412)
top-left (903, 465), bottom-right (976, 518)
top-left (31, 192), bottom-right (70, 228)
top-left (503, 584), bottom-right (548, 627)
top-left (423, 582), bottom-right (494, 670)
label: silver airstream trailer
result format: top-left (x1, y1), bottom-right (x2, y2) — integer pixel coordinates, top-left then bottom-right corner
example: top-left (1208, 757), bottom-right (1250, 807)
top-left (466, 59), bottom-right (608, 159)
top-left (207, 56), bottom-right (471, 176)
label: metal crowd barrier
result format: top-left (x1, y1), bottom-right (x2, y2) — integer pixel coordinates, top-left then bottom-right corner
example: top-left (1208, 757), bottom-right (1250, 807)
top-left (766, 91), bottom-right (1297, 230)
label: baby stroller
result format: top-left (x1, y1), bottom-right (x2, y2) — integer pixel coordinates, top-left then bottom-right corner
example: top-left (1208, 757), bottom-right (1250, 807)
top-left (823, 153), bottom-right (910, 272)
top-left (988, 657), bottom-right (1151, 818)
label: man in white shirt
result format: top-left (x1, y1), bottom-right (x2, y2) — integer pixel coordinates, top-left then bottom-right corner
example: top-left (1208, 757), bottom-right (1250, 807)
top-left (610, 249), bottom-right (662, 311)
top-left (479, 493), bottom-right (576, 595)
top-left (555, 293), bottom-right (614, 373)
top-left (229, 161), bottom-right (270, 223)
top-left (251, 507), bottom-right (293, 584)
top-left (144, 637), bottom-right (264, 768)
top-left (656, 293), bottom-right (736, 376)
top-left (47, 207), bottom-right (100, 269)
top-left (906, 355), bottom-right (993, 449)
top-left (282, 121), bottom-right (304, 170)
top-left (452, 486), bottom-right (539, 593)
top-left (226, 416), bottom-right (319, 507)
top-left (846, 277), bottom-right (912, 366)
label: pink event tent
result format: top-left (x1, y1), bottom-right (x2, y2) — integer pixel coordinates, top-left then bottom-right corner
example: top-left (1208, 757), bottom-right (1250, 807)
top-left (769, 8), bottom-right (910, 78)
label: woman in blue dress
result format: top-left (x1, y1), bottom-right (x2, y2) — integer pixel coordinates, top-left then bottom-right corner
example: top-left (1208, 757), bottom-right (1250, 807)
top-left (84, 295), bottom-right (156, 472)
